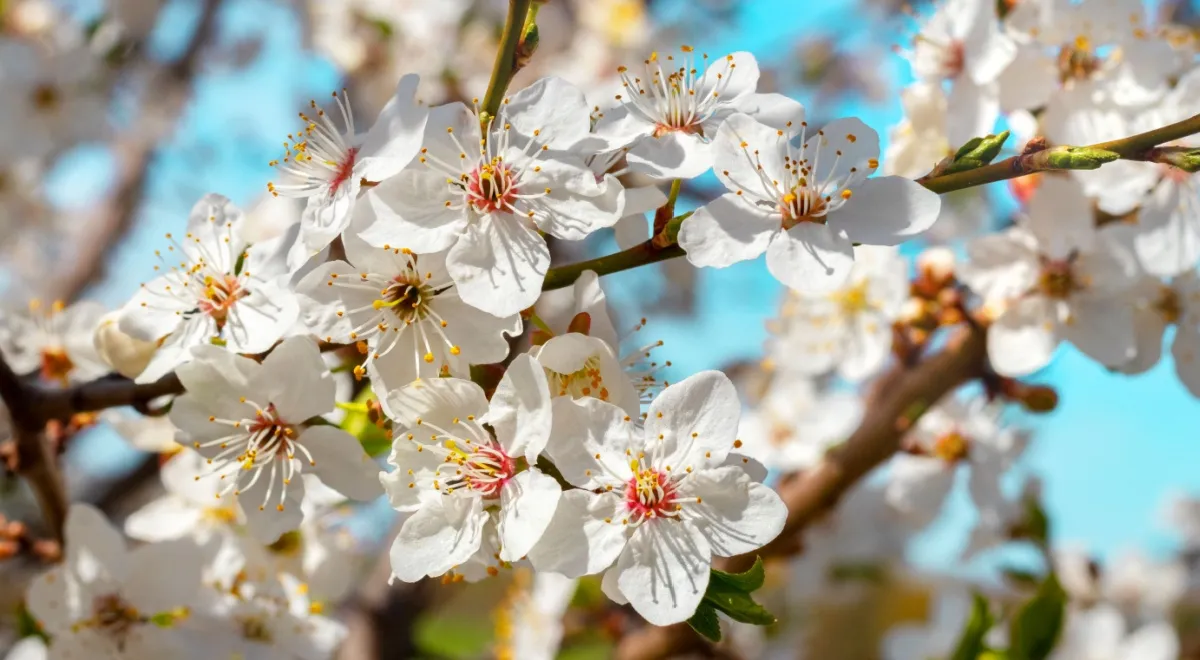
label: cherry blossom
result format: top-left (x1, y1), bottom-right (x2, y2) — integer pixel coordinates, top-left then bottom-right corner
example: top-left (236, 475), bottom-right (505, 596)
top-left (593, 47), bottom-right (803, 178)
top-left (267, 74), bottom-right (429, 264)
top-left (358, 77), bottom-right (624, 317)
top-left (118, 194), bottom-right (300, 383)
top-left (736, 375), bottom-right (862, 472)
top-left (169, 337), bottom-right (381, 543)
top-left (959, 177), bottom-right (1140, 376)
top-left (677, 112), bottom-right (941, 293)
top-left (1, 298), bottom-right (107, 387)
top-left (380, 354), bottom-right (560, 582)
top-left (529, 371), bottom-right (786, 625)
top-left (296, 229), bottom-right (520, 398)
top-left (765, 245), bottom-right (908, 381)
top-left (26, 504), bottom-right (205, 659)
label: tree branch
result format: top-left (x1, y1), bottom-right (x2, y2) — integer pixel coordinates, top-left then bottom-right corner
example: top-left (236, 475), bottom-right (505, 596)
top-left (0, 357), bottom-right (68, 541)
top-left (542, 113), bottom-right (1200, 292)
top-left (480, 0), bottom-right (533, 121)
top-left (613, 325), bottom-right (989, 660)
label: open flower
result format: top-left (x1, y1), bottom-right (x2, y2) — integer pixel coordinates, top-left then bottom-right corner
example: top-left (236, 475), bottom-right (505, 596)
top-left (593, 47), bottom-right (803, 179)
top-left (766, 245), bottom-right (909, 381)
top-left (267, 74), bottom-right (429, 264)
top-left (169, 337), bottom-right (381, 544)
top-left (528, 371), bottom-right (786, 625)
top-left (903, 0), bottom-right (1014, 145)
top-left (296, 230), bottom-right (520, 398)
top-left (1, 298), bottom-right (107, 387)
top-left (358, 77), bottom-right (624, 317)
top-left (886, 396), bottom-right (1027, 528)
top-left (677, 113), bottom-right (941, 293)
top-left (26, 504), bottom-right (205, 658)
top-left (380, 354), bottom-right (560, 582)
top-left (1116, 273), bottom-right (1200, 396)
top-left (959, 177), bottom-right (1140, 376)
top-left (118, 194), bottom-right (300, 383)
top-left (124, 448), bottom-right (243, 543)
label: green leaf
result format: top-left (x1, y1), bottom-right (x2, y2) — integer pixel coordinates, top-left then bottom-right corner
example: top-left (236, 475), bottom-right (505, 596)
top-left (709, 556), bottom-right (766, 592)
top-left (662, 210), bottom-right (694, 245)
top-left (688, 601), bottom-right (722, 642)
top-left (1008, 574), bottom-right (1066, 660)
top-left (949, 593), bottom-right (994, 660)
top-left (946, 131), bottom-right (1011, 174)
top-left (15, 603), bottom-right (46, 641)
top-left (701, 557), bottom-right (775, 626)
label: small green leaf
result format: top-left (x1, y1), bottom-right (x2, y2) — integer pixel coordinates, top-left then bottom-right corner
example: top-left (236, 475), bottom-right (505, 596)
top-left (1008, 574), bottom-right (1066, 660)
top-left (949, 593), bottom-right (994, 660)
top-left (709, 556), bottom-right (766, 592)
top-left (946, 131), bottom-right (1011, 173)
top-left (687, 601), bottom-right (722, 642)
top-left (662, 210), bottom-right (694, 245)
top-left (954, 136), bottom-right (985, 161)
top-left (15, 603), bottom-right (46, 641)
top-left (701, 558), bottom-right (775, 626)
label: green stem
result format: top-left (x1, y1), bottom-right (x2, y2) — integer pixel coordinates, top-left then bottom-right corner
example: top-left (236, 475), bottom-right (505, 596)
top-left (542, 112), bottom-right (1200, 291)
top-left (480, 0), bottom-right (534, 122)
top-left (651, 179), bottom-right (684, 247)
top-left (920, 112), bottom-right (1200, 194)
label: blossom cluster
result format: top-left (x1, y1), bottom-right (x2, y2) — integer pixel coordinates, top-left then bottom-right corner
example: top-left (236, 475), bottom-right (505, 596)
top-left (5, 0), bottom-right (1200, 657)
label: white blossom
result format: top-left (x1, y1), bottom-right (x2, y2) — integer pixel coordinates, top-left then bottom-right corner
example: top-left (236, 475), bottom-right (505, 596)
top-left (959, 177), bottom-right (1140, 376)
top-left (529, 371), bottom-right (786, 625)
top-left (380, 354), bottom-right (560, 582)
top-left (358, 77), bottom-right (624, 317)
top-left (296, 230), bottom-right (520, 397)
top-left (26, 504), bottom-right (205, 659)
top-left (736, 375), bottom-right (861, 472)
top-left (493, 570), bottom-right (577, 660)
top-left (903, 0), bottom-right (1014, 145)
top-left (766, 245), bottom-right (908, 381)
top-left (886, 397), bottom-right (1027, 528)
top-left (267, 74), bottom-right (429, 264)
top-left (1050, 605), bottom-right (1178, 660)
top-left (169, 337), bottom-right (381, 544)
top-left (677, 112), bottom-right (941, 293)
top-left (1, 298), bottom-right (107, 387)
top-left (124, 448), bottom-right (242, 543)
top-left (593, 47), bottom-right (803, 179)
top-left (118, 194), bottom-right (300, 383)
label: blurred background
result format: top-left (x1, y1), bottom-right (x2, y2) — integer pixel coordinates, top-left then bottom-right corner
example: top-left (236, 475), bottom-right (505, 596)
top-left (4, 0), bottom-right (1200, 657)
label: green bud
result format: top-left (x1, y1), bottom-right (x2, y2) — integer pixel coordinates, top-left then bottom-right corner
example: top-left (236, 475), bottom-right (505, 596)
top-left (1153, 147), bottom-right (1200, 173)
top-left (662, 210), bottom-right (693, 245)
top-left (945, 131), bottom-right (1011, 174)
top-left (1045, 146), bottom-right (1120, 170)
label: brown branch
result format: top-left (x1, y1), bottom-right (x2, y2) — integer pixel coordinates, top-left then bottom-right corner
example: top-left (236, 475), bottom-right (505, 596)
top-left (614, 324), bottom-right (989, 660)
top-left (0, 357), bottom-right (68, 541)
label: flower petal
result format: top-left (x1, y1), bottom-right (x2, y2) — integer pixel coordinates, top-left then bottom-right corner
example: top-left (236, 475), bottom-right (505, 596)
top-left (123, 538), bottom-right (205, 614)
top-left (528, 489), bottom-right (627, 577)
top-left (356, 73), bottom-right (430, 181)
top-left (627, 131), bottom-right (713, 179)
top-left (678, 193), bottom-right (777, 268)
top-left (988, 295), bottom-right (1060, 377)
top-left (386, 376), bottom-right (490, 437)
top-left (837, 175), bottom-right (942, 246)
top-left (357, 170), bottom-right (466, 253)
top-left (677, 466), bottom-right (786, 557)
top-left (498, 469), bottom-right (562, 561)
top-left (389, 497), bottom-right (486, 581)
top-left (766, 222), bottom-right (855, 293)
top-left (299, 425), bottom-right (381, 501)
top-left (546, 396), bottom-right (637, 489)
top-left (505, 76), bottom-right (590, 151)
top-left (646, 370), bottom-right (740, 471)
top-left (446, 214), bottom-right (550, 317)
top-left (254, 336), bottom-right (334, 421)
top-left (616, 521), bottom-right (712, 626)
top-left (487, 353), bottom-right (553, 461)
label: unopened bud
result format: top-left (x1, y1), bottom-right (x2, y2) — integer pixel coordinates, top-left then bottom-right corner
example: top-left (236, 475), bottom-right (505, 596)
top-left (1045, 146), bottom-right (1119, 170)
top-left (998, 378), bottom-right (1059, 413)
top-left (93, 311), bottom-right (156, 379)
top-left (1149, 146), bottom-right (1200, 174)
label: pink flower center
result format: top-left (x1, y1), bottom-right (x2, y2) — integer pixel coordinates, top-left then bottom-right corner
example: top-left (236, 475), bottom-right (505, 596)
top-left (779, 187), bottom-right (829, 230)
top-left (198, 274), bottom-right (248, 329)
top-left (1037, 259), bottom-right (1078, 299)
top-left (941, 41), bottom-right (965, 78)
top-left (447, 442), bottom-right (515, 498)
top-left (467, 161), bottom-right (519, 213)
top-left (329, 146), bottom-right (359, 196)
top-left (625, 467), bottom-right (678, 521)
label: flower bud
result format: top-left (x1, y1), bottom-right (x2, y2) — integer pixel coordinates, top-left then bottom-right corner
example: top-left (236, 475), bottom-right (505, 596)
top-left (93, 311), bottom-right (156, 379)
top-left (917, 247), bottom-right (956, 289)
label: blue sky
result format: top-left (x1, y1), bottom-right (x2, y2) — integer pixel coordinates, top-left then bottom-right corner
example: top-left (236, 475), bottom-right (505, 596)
top-left (58, 0), bottom-right (1200, 569)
